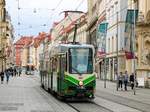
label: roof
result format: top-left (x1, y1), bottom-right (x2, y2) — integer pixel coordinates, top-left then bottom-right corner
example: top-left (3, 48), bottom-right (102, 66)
top-left (33, 32), bottom-right (52, 48)
top-left (14, 36), bottom-right (33, 47)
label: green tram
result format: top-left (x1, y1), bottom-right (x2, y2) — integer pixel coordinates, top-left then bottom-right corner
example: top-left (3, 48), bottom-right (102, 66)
top-left (40, 43), bottom-right (96, 100)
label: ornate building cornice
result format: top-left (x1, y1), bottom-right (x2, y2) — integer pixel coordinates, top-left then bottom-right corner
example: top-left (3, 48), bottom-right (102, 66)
top-left (136, 30), bottom-right (150, 36)
top-left (146, 10), bottom-right (150, 23)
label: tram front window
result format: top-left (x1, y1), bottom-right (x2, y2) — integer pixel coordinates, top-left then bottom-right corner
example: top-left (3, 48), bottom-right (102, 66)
top-left (69, 48), bottom-right (93, 74)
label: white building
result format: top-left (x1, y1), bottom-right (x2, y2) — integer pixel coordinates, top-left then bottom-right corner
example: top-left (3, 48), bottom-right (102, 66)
top-left (51, 11), bottom-right (84, 44)
top-left (105, 0), bottom-right (128, 80)
top-left (67, 14), bottom-right (88, 44)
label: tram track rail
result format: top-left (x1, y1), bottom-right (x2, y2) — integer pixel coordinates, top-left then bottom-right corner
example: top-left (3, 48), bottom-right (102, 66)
top-left (66, 100), bottom-right (113, 112)
top-left (66, 103), bottom-right (80, 112)
top-left (30, 75), bottom-right (149, 112)
top-left (95, 90), bottom-right (150, 112)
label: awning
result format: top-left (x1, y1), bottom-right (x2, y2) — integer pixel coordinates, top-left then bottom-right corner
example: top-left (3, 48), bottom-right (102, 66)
top-left (125, 9), bottom-right (138, 32)
top-left (96, 22), bottom-right (108, 57)
top-left (98, 23), bottom-right (108, 33)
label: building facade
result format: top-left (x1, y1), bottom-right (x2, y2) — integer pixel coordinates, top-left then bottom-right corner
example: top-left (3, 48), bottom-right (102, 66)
top-left (14, 36), bottom-right (33, 67)
top-left (87, 0), bottom-right (141, 81)
top-left (87, 0), bottom-right (98, 47)
top-left (136, 0), bottom-right (150, 87)
top-left (5, 11), bottom-right (15, 69)
top-left (51, 11), bottom-right (84, 43)
top-left (0, 0), bottom-right (14, 71)
top-left (66, 13), bottom-right (88, 43)
top-left (87, 0), bottom-right (150, 88)
top-left (105, 0), bottom-right (129, 80)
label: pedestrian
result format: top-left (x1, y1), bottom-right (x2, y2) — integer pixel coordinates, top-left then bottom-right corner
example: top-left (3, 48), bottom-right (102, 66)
top-left (19, 69), bottom-right (21, 76)
top-left (14, 68), bottom-right (17, 76)
top-left (130, 73), bottom-right (134, 90)
top-left (17, 68), bottom-right (19, 76)
top-left (5, 69), bottom-right (10, 84)
top-left (0, 71), bottom-right (4, 84)
top-left (118, 72), bottom-right (124, 90)
top-left (124, 71), bottom-right (128, 91)
top-left (11, 68), bottom-right (13, 77)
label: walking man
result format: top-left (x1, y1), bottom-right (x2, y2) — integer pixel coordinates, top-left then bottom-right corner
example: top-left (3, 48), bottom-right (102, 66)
top-left (130, 73), bottom-right (134, 90)
top-left (19, 69), bottom-right (21, 76)
top-left (124, 71), bottom-right (128, 91)
top-left (0, 71), bottom-right (4, 84)
top-left (5, 69), bottom-right (10, 84)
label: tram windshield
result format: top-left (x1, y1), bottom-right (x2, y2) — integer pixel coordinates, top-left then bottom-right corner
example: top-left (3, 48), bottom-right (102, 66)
top-left (69, 48), bottom-right (93, 74)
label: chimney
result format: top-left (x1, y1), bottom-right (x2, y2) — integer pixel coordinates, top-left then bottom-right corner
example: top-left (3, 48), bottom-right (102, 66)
top-left (64, 11), bottom-right (68, 18)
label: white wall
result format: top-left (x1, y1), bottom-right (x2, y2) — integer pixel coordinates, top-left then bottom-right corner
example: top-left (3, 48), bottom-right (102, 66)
top-left (106, 0), bottom-right (128, 53)
top-left (51, 12), bottom-right (84, 43)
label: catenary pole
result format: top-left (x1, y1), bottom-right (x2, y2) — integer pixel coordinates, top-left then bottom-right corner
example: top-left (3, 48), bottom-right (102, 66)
top-left (116, 11), bottom-right (119, 91)
top-left (104, 2), bottom-right (107, 88)
top-left (133, 0), bottom-right (137, 95)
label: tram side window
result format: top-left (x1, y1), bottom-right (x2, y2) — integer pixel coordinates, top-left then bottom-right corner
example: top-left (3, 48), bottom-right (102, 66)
top-left (61, 56), bottom-right (67, 71)
top-left (46, 61), bottom-right (49, 71)
top-left (49, 60), bottom-right (52, 72)
top-left (52, 58), bottom-right (58, 72)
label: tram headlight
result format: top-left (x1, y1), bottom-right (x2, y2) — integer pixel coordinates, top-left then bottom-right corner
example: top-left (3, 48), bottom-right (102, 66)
top-left (79, 81), bottom-right (83, 86)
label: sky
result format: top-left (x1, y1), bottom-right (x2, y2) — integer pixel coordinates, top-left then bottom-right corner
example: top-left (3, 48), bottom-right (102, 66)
top-left (6, 0), bottom-right (87, 41)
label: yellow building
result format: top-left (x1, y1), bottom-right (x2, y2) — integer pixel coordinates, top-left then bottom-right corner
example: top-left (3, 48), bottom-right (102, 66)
top-left (87, 0), bottom-right (98, 46)
top-left (0, 0), bottom-right (8, 72)
top-left (136, 0), bottom-right (150, 87)
top-left (5, 12), bottom-right (15, 69)
top-left (21, 46), bottom-right (28, 67)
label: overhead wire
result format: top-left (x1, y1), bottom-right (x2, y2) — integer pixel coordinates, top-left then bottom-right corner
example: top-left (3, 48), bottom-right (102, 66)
top-left (16, 0), bottom-right (64, 33)
top-left (51, 0), bottom-right (86, 37)
top-left (15, 0), bottom-right (137, 35)
top-left (75, 0), bottom-right (85, 11)
top-left (17, 0), bottom-right (21, 36)
top-left (16, 0), bottom-right (84, 32)
top-left (44, 0), bottom-right (64, 28)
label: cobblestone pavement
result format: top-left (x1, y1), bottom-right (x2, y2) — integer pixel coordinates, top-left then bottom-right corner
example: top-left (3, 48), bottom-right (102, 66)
top-left (95, 79), bottom-right (150, 112)
top-left (0, 75), bottom-right (150, 112)
top-left (0, 75), bottom-right (76, 112)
